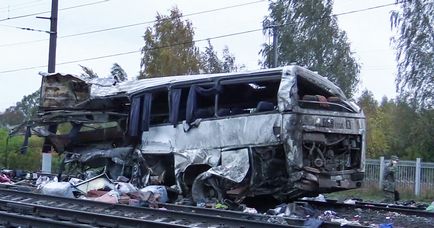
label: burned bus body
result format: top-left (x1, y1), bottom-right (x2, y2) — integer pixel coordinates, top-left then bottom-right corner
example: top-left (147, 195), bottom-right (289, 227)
top-left (28, 65), bottom-right (365, 202)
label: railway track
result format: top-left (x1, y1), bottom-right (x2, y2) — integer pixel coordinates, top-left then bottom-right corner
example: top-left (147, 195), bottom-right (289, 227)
top-left (299, 199), bottom-right (434, 217)
top-left (0, 186), bottom-right (366, 228)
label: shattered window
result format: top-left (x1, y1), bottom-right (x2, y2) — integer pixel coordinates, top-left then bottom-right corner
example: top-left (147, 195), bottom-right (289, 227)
top-left (297, 76), bottom-right (355, 112)
top-left (150, 90), bottom-right (170, 125)
top-left (217, 79), bottom-right (280, 116)
top-left (185, 84), bottom-right (219, 123)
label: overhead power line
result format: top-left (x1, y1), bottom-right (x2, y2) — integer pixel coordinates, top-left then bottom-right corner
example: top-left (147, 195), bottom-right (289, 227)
top-left (0, 0), bottom-right (109, 22)
top-left (0, 0), bottom-right (266, 47)
top-left (0, 23), bottom-right (49, 33)
top-left (0, 0), bottom-right (400, 48)
top-left (0, 0), bottom-right (47, 11)
top-left (334, 1), bottom-right (402, 16)
top-left (0, 28), bottom-right (263, 74)
top-left (0, 1), bottom-right (404, 74)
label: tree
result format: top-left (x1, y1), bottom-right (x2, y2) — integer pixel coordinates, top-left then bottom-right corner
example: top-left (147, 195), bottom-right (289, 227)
top-left (261, 0), bottom-right (360, 97)
top-left (390, 0), bottom-right (434, 108)
top-left (139, 7), bottom-right (201, 78)
top-left (222, 46), bottom-right (245, 73)
top-left (79, 65), bottom-right (98, 79)
top-left (110, 63), bottom-right (128, 82)
top-left (15, 90), bottom-right (40, 119)
top-left (201, 40), bottom-right (223, 74)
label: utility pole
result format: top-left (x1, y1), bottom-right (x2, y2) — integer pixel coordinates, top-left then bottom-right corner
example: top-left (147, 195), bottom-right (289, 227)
top-left (48, 0), bottom-right (58, 73)
top-left (39, 0), bottom-right (58, 174)
top-left (272, 25), bottom-right (278, 68)
top-left (266, 25), bottom-right (279, 68)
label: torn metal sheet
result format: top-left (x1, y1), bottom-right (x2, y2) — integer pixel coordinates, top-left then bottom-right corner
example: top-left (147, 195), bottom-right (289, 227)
top-left (74, 173), bottom-right (114, 194)
top-left (27, 65), bottom-right (366, 203)
top-left (174, 148), bottom-right (220, 175)
top-left (72, 147), bottom-right (133, 164)
top-left (207, 148), bottom-right (250, 183)
top-left (141, 114), bottom-right (282, 152)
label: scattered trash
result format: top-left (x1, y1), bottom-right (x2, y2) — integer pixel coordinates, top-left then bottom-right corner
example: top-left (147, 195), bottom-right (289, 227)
top-left (116, 182), bottom-right (138, 194)
top-left (214, 202), bottom-right (228, 210)
top-left (323, 210), bottom-right (337, 217)
top-left (0, 173), bottom-right (13, 184)
top-left (331, 218), bottom-right (362, 226)
top-left (140, 185), bottom-right (168, 203)
top-left (379, 223), bottom-right (394, 228)
top-left (266, 216), bottom-right (288, 225)
top-left (314, 194), bottom-right (326, 202)
top-left (301, 194), bottom-right (327, 202)
top-left (93, 190), bottom-right (119, 204)
top-left (426, 202), bottom-right (434, 212)
top-left (41, 181), bottom-right (75, 198)
top-left (304, 218), bottom-right (323, 228)
top-left (74, 173), bottom-right (114, 194)
top-left (343, 199), bottom-right (357, 205)
top-left (243, 207), bottom-right (257, 214)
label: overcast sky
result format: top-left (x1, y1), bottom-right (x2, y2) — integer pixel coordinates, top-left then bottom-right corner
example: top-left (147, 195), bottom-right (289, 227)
top-left (0, 0), bottom-right (398, 112)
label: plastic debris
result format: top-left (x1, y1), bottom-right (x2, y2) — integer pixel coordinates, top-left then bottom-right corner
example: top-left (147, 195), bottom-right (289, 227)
top-left (140, 185), bottom-right (168, 203)
top-left (0, 173), bottom-right (13, 184)
top-left (301, 194), bottom-right (326, 202)
top-left (379, 223), bottom-right (394, 228)
top-left (343, 199), bottom-right (357, 205)
top-left (215, 203), bottom-right (228, 210)
top-left (331, 218), bottom-right (362, 226)
top-left (243, 207), bottom-right (257, 214)
top-left (93, 190), bottom-right (119, 204)
top-left (426, 202), bottom-right (434, 212)
top-left (115, 182), bottom-right (138, 194)
top-left (41, 182), bottom-right (75, 198)
top-left (323, 210), bottom-right (337, 217)
top-left (304, 218), bottom-right (323, 228)
top-left (314, 194), bottom-right (326, 202)
top-left (74, 173), bottom-right (114, 194)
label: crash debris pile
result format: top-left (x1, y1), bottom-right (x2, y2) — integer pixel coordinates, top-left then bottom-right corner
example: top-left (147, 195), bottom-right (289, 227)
top-left (35, 173), bottom-right (173, 207)
top-left (1, 169), bottom-right (433, 227)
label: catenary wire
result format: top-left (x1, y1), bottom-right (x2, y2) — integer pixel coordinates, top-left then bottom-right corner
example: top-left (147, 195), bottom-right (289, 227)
top-left (0, 0), bottom-right (110, 22)
top-left (0, 0), bottom-right (266, 47)
top-left (0, 28), bottom-right (264, 74)
top-left (0, 0), bottom-right (401, 47)
top-left (0, 0), bottom-right (47, 11)
top-left (0, 1), bottom-right (405, 74)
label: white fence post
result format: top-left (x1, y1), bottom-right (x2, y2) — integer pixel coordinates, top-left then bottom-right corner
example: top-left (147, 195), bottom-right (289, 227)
top-left (415, 158), bottom-right (421, 197)
top-left (379, 156), bottom-right (385, 189)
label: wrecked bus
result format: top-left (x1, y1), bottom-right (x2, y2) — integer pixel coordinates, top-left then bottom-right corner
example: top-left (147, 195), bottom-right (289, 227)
top-left (28, 65), bottom-right (365, 203)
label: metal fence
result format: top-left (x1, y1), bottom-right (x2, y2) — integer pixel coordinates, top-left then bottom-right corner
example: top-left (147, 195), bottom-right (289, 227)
top-left (364, 157), bottom-right (434, 197)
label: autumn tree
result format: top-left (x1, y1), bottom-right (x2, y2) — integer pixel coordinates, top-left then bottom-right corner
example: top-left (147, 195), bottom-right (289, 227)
top-left (79, 65), bottom-right (99, 79)
top-left (261, 0), bottom-right (360, 97)
top-left (390, 0), bottom-right (434, 109)
top-left (139, 7), bottom-right (201, 78)
top-left (110, 63), bottom-right (128, 82)
top-left (201, 41), bottom-right (244, 74)
top-left (201, 40), bottom-right (223, 74)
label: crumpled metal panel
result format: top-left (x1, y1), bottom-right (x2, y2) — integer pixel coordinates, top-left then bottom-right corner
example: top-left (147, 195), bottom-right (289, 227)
top-left (207, 148), bottom-right (250, 183)
top-left (41, 73), bottom-right (90, 109)
top-left (174, 148), bottom-right (221, 174)
top-left (73, 146), bottom-right (133, 164)
top-left (74, 172), bottom-right (114, 194)
top-left (140, 113), bottom-right (282, 152)
top-left (278, 66), bottom-right (296, 111)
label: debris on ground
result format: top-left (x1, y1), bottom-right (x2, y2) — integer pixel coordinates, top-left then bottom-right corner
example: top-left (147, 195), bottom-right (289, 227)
top-left (426, 202), bottom-right (434, 212)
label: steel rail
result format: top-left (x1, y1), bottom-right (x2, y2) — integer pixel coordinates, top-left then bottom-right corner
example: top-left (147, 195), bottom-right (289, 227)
top-left (0, 210), bottom-right (94, 228)
top-left (0, 187), bottom-right (292, 228)
top-left (0, 198), bottom-right (182, 228)
top-left (299, 200), bottom-right (434, 217)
